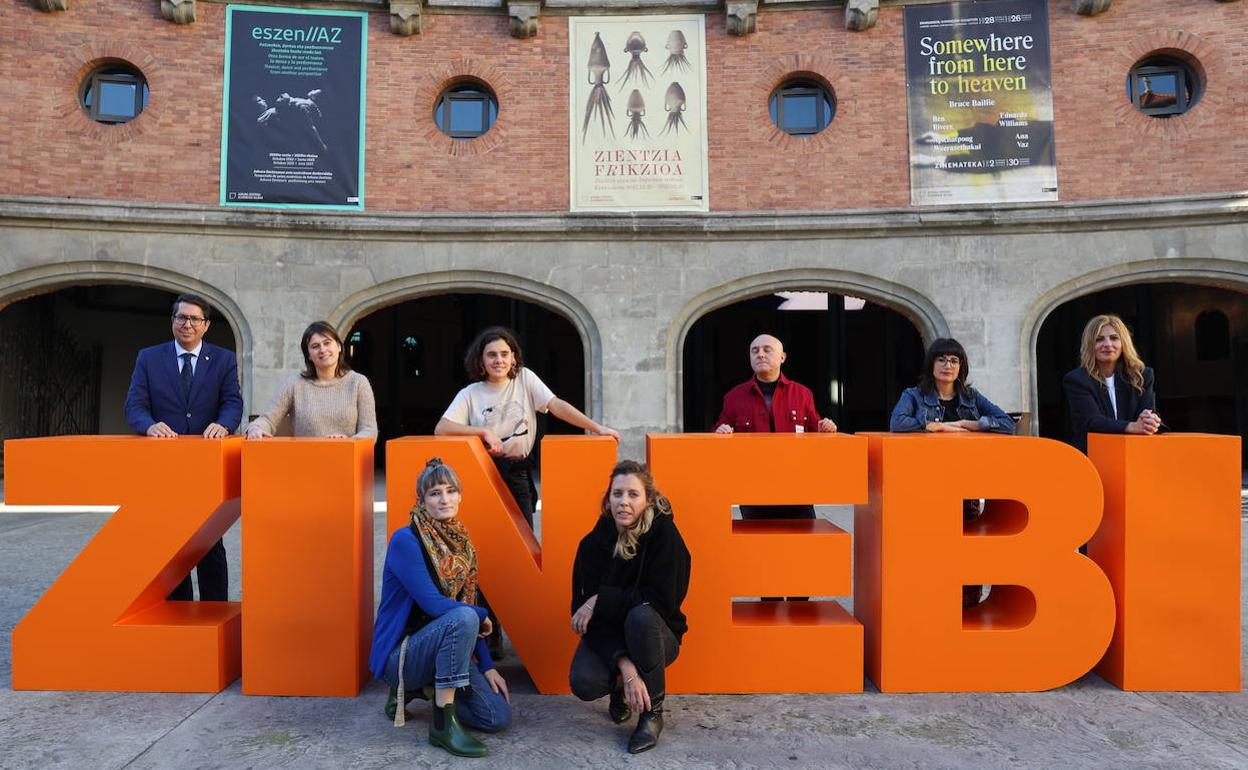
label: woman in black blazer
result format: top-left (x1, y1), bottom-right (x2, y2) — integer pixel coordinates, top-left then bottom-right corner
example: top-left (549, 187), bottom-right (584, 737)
top-left (1062, 314), bottom-right (1163, 454)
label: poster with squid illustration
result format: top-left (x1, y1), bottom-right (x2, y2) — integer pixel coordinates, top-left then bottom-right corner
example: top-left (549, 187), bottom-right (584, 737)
top-left (569, 15), bottom-right (708, 212)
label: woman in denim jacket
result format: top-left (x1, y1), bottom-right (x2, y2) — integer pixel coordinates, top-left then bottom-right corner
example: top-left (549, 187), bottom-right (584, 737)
top-left (890, 338), bottom-right (1015, 608)
top-left (889, 338), bottom-right (1016, 435)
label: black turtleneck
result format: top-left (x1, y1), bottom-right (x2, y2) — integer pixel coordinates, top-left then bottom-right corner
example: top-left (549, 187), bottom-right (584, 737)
top-left (756, 378), bottom-right (778, 431)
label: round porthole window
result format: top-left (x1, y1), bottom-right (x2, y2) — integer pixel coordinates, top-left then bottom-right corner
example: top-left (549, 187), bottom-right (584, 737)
top-left (434, 82), bottom-right (499, 139)
top-left (769, 79), bottom-right (835, 136)
top-left (80, 63), bottom-right (149, 125)
top-left (1125, 54), bottom-right (1202, 118)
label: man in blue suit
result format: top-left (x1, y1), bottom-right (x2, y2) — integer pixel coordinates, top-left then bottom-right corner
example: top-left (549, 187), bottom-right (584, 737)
top-left (124, 293), bottom-right (244, 601)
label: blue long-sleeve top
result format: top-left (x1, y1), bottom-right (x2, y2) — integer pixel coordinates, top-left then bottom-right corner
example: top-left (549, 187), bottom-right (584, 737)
top-left (369, 526), bottom-right (494, 680)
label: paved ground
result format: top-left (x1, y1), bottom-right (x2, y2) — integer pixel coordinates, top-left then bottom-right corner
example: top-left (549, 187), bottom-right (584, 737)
top-left (1, 503), bottom-right (1246, 770)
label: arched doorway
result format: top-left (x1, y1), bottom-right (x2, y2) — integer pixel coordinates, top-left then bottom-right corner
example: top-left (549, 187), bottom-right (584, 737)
top-left (0, 284), bottom-right (240, 444)
top-left (682, 292), bottom-right (925, 433)
top-left (1035, 282), bottom-right (1248, 466)
top-left (347, 293), bottom-right (587, 464)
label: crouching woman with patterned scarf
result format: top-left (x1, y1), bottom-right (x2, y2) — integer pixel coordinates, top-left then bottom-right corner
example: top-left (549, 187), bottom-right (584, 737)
top-left (569, 460), bottom-right (692, 754)
top-left (369, 457), bottom-right (511, 758)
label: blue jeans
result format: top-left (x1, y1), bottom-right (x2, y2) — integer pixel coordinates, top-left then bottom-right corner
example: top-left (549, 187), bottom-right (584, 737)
top-left (381, 606), bottom-right (511, 732)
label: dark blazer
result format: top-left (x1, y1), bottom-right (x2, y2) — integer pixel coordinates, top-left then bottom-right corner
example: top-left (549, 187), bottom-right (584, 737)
top-left (1062, 366), bottom-right (1156, 454)
top-left (124, 341), bottom-right (244, 436)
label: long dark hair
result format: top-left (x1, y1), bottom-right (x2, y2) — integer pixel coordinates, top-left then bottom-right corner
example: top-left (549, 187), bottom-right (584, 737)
top-left (463, 326), bottom-right (523, 382)
top-left (300, 321), bottom-right (351, 380)
top-left (917, 337), bottom-right (970, 396)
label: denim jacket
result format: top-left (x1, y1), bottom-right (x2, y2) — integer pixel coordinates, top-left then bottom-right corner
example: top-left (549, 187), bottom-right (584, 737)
top-left (889, 386), bottom-right (1016, 434)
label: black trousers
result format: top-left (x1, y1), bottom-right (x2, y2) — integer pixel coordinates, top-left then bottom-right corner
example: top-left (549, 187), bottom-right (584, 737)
top-left (739, 505), bottom-right (815, 601)
top-left (169, 538), bottom-right (228, 601)
top-left (569, 605), bottom-right (679, 707)
top-left (493, 455), bottom-right (536, 529)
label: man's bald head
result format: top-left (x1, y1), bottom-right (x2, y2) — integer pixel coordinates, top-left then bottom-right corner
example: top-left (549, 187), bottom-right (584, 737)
top-left (749, 334), bottom-right (786, 382)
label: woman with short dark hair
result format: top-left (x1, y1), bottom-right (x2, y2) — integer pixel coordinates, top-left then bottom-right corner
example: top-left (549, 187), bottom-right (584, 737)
top-left (569, 460), bottom-right (691, 754)
top-left (889, 337), bottom-right (1016, 435)
top-left (889, 337), bottom-right (1015, 609)
top-left (244, 321), bottom-right (377, 439)
top-left (370, 458), bottom-right (511, 758)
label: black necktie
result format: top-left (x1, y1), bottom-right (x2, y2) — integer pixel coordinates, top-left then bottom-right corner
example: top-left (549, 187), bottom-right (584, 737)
top-left (180, 352), bottom-right (194, 401)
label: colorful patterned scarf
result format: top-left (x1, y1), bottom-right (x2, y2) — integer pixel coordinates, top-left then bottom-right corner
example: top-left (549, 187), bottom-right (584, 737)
top-left (409, 505), bottom-right (479, 606)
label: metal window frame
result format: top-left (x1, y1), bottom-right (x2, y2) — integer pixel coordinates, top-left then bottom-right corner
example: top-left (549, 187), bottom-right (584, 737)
top-left (86, 71), bottom-right (146, 124)
top-left (436, 87), bottom-right (497, 140)
top-left (1128, 63), bottom-right (1191, 117)
top-left (771, 81), bottom-right (835, 136)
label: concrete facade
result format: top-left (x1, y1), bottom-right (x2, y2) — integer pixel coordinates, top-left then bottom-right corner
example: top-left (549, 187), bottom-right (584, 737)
top-left (2, 194), bottom-right (1246, 456)
top-left (1, 0), bottom-right (1247, 454)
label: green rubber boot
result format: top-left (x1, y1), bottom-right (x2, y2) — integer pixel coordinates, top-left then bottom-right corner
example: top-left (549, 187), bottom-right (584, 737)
top-left (385, 684), bottom-right (432, 722)
top-left (429, 703), bottom-right (489, 758)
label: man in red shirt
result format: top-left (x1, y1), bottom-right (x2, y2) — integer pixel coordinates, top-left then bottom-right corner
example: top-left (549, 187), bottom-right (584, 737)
top-left (713, 334), bottom-right (836, 599)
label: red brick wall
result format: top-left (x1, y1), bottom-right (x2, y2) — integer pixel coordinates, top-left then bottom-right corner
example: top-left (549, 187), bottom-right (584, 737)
top-left (1, 0), bottom-right (1243, 211)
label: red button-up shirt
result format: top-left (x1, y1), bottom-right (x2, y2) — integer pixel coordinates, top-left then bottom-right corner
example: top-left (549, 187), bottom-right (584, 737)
top-left (712, 373), bottom-right (823, 433)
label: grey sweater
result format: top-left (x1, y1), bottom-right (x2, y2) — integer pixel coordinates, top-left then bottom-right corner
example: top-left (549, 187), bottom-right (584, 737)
top-left (248, 370), bottom-right (378, 438)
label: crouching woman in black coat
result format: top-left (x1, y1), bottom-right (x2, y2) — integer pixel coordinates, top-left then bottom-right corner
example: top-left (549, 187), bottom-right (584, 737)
top-left (568, 460), bottom-right (692, 755)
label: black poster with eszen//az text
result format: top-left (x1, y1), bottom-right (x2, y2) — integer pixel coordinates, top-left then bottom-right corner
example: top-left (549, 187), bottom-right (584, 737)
top-left (220, 6), bottom-right (366, 210)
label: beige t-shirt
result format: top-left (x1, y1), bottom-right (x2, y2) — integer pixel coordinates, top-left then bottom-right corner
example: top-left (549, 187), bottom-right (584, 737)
top-left (441, 368), bottom-right (555, 459)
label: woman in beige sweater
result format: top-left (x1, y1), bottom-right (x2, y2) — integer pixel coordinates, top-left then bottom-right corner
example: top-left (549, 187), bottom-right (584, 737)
top-left (245, 321), bottom-right (378, 439)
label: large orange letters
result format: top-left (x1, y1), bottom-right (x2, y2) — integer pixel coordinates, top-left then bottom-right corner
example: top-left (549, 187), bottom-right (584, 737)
top-left (8, 436), bottom-right (242, 692)
top-left (1088, 433), bottom-right (1242, 691)
top-left (241, 438), bottom-right (374, 696)
top-left (385, 436), bottom-right (616, 694)
top-left (649, 433), bottom-right (867, 693)
top-left (855, 433), bottom-right (1116, 692)
top-left (6, 432), bottom-right (1242, 695)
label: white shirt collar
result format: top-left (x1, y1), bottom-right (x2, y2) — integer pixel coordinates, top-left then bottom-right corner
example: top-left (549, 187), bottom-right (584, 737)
top-left (174, 340), bottom-right (203, 359)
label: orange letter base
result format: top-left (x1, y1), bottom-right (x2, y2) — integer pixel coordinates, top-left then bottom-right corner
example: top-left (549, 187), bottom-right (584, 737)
top-left (7, 436), bottom-right (243, 692)
top-left (1088, 433), bottom-right (1242, 691)
top-left (855, 433), bottom-right (1116, 692)
top-left (242, 438), bottom-right (375, 696)
top-left (648, 433), bottom-right (868, 693)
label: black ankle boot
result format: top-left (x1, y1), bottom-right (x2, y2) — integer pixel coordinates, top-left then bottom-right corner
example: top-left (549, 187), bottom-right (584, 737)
top-left (608, 686), bottom-right (631, 724)
top-left (628, 698), bottom-right (664, 754)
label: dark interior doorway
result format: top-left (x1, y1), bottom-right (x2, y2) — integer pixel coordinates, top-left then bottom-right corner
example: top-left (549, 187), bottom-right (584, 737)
top-left (682, 292), bottom-right (925, 433)
top-left (1036, 282), bottom-right (1248, 466)
top-left (0, 285), bottom-right (238, 457)
top-left (347, 294), bottom-right (586, 467)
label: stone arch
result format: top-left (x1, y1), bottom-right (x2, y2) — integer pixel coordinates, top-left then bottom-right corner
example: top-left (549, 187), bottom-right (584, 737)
top-left (330, 271), bottom-right (605, 420)
top-left (666, 268), bottom-right (948, 428)
top-left (1020, 257), bottom-right (1248, 426)
top-left (0, 260), bottom-right (254, 407)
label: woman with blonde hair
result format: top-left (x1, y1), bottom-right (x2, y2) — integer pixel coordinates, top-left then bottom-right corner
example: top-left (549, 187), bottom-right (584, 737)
top-left (1062, 314), bottom-right (1163, 454)
top-left (568, 460), bottom-right (691, 754)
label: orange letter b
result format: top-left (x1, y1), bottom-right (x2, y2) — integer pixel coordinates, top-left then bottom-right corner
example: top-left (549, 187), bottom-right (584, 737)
top-left (856, 434), bottom-right (1115, 692)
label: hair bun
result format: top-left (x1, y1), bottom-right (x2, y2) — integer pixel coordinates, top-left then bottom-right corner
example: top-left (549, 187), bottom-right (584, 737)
top-left (424, 457), bottom-right (445, 469)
